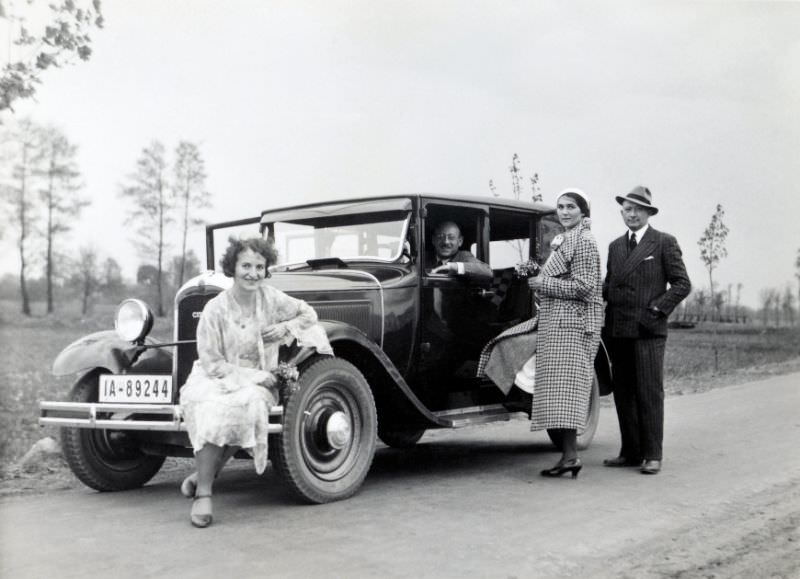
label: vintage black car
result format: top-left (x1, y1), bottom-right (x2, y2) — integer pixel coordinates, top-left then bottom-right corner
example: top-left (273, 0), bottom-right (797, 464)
top-left (40, 194), bottom-right (612, 503)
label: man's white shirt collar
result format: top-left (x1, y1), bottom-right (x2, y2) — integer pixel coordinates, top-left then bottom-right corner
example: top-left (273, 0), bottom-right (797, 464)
top-left (629, 223), bottom-right (649, 241)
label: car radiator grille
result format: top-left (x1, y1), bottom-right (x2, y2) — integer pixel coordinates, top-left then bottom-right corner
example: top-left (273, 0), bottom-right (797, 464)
top-left (176, 293), bottom-right (214, 389)
top-left (312, 302), bottom-right (371, 335)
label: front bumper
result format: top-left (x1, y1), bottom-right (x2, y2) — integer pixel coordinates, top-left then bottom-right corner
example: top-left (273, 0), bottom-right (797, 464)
top-left (39, 401), bottom-right (284, 433)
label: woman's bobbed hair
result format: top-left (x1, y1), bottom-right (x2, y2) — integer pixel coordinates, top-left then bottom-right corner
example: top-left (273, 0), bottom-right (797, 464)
top-left (219, 236), bottom-right (278, 278)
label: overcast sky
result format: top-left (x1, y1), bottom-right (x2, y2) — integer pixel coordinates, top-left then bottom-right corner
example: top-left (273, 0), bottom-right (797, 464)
top-left (2, 0), bottom-right (798, 308)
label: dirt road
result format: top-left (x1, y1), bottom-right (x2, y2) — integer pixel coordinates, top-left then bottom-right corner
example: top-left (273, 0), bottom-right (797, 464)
top-left (2, 373), bottom-right (799, 578)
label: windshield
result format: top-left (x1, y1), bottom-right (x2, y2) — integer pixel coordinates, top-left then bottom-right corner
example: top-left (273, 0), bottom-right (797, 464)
top-left (268, 210), bottom-right (410, 267)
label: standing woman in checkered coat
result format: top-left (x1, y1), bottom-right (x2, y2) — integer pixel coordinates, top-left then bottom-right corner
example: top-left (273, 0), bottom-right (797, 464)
top-left (529, 189), bottom-right (604, 478)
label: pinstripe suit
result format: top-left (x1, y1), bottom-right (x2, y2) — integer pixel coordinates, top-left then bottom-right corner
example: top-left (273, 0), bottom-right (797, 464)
top-left (603, 227), bottom-right (691, 461)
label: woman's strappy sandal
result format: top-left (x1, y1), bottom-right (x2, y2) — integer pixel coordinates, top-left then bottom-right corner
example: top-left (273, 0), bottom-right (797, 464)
top-left (190, 494), bottom-right (213, 528)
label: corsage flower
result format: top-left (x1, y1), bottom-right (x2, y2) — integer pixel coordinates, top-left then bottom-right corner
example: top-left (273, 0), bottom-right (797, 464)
top-left (550, 234), bottom-right (565, 250)
top-left (514, 259), bottom-right (541, 279)
top-left (274, 362), bottom-right (300, 400)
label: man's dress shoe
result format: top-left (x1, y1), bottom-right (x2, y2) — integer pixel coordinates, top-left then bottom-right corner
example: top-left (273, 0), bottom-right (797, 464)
top-left (640, 459), bottom-right (662, 474)
top-left (603, 456), bottom-right (641, 467)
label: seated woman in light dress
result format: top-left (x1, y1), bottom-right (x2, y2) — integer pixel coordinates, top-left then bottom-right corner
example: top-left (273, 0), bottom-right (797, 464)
top-left (179, 236), bottom-right (332, 528)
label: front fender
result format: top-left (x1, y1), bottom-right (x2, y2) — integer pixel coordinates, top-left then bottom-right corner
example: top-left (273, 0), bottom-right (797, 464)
top-left (319, 320), bottom-right (448, 428)
top-left (52, 331), bottom-right (173, 376)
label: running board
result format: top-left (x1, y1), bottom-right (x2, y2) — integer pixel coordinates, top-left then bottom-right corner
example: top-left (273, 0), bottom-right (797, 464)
top-left (433, 404), bottom-right (512, 428)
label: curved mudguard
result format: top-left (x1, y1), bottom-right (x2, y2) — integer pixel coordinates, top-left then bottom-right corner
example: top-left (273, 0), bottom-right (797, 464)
top-left (52, 330), bottom-right (173, 377)
top-left (319, 320), bottom-right (449, 428)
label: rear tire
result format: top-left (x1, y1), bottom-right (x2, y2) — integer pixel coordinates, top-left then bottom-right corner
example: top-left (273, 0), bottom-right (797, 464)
top-left (61, 372), bottom-right (165, 491)
top-left (547, 372), bottom-right (600, 451)
top-left (378, 428), bottom-right (425, 449)
top-left (274, 357), bottom-right (377, 504)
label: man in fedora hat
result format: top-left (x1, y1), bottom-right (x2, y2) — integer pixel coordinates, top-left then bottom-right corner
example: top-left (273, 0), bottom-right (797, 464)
top-left (602, 186), bottom-right (691, 474)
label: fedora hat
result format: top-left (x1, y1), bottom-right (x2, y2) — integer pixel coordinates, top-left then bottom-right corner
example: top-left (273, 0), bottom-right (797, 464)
top-left (615, 185), bottom-right (659, 215)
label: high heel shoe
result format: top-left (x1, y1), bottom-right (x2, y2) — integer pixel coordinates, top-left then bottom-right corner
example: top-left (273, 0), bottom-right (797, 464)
top-left (540, 458), bottom-right (582, 479)
top-left (190, 494), bottom-right (213, 528)
top-left (180, 473), bottom-right (197, 499)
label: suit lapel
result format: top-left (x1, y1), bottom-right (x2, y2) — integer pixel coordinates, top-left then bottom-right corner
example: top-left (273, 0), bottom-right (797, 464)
top-left (609, 235), bottom-right (628, 276)
top-left (617, 228), bottom-right (658, 280)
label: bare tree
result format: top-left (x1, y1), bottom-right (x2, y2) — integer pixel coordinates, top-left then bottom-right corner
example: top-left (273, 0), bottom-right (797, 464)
top-left (697, 204), bottom-right (729, 321)
top-left (694, 288), bottom-right (708, 321)
top-left (735, 282), bottom-right (743, 323)
top-left (530, 173), bottom-right (542, 203)
top-left (726, 283), bottom-right (733, 321)
top-left (782, 285), bottom-right (796, 327)
top-left (509, 153), bottom-right (521, 200)
top-left (795, 248), bottom-right (800, 321)
top-left (712, 291), bottom-right (725, 319)
top-left (489, 154), bottom-right (544, 262)
top-left (2, 118), bottom-right (42, 314)
top-left (74, 245), bottom-right (99, 316)
top-left (35, 126), bottom-right (88, 313)
top-left (759, 288), bottom-right (774, 326)
top-left (100, 256), bottom-right (125, 302)
top-left (0, 0), bottom-right (104, 111)
top-left (120, 141), bottom-right (171, 317)
top-left (172, 141), bottom-right (210, 286)
top-left (772, 287), bottom-right (782, 326)
top-left (170, 249), bottom-right (201, 288)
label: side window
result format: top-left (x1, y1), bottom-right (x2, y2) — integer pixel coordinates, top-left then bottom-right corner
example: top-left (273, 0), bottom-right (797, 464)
top-left (489, 238), bottom-right (530, 270)
top-left (537, 213), bottom-right (562, 264)
top-left (487, 209), bottom-right (534, 269)
top-left (423, 204), bottom-right (486, 266)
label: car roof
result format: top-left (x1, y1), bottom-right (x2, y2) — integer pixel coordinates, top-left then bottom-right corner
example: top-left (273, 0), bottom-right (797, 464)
top-left (257, 193), bottom-right (555, 217)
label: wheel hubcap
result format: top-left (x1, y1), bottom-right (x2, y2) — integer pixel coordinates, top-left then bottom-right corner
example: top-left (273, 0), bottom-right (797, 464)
top-left (299, 383), bottom-right (363, 480)
top-left (325, 411), bottom-right (351, 449)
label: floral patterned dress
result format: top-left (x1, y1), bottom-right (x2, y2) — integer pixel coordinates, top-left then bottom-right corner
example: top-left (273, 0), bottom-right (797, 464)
top-left (180, 284), bottom-right (333, 473)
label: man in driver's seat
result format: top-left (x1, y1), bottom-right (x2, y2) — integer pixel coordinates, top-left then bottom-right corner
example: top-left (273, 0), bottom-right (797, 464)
top-left (428, 221), bottom-right (492, 283)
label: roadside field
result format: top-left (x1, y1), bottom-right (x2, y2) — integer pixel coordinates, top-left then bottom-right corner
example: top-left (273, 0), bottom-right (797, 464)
top-left (0, 299), bottom-right (172, 465)
top-left (2, 299), bottom-right (799, 465)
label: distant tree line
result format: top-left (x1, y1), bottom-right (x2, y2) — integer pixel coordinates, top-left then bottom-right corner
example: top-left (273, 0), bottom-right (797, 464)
top-left (673, 204), bottom-right (798, 328)
top-left (0, 117), bottom-right (210, 317)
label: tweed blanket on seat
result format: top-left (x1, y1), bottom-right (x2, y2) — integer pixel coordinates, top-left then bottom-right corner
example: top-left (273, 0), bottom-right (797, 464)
top-left (476, 316), bottom-right (539, 395)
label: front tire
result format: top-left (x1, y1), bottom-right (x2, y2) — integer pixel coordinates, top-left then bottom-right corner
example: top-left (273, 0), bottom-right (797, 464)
top-left (547, 372), bottom-right (600, 451)
top-left (274, 357), bottom-right (377, 504)
top-left (378, 428), bottom-right (425, 449)
top-left (61, 372), bottom-right (165, 491)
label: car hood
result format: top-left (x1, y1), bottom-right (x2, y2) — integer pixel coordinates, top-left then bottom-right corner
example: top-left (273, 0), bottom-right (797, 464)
top-left (267, 270), bottom-right (383, 293)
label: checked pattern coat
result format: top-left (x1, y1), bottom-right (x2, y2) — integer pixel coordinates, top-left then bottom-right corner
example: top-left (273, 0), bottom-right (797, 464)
top-left (531, 220), bottom-right (604, 431)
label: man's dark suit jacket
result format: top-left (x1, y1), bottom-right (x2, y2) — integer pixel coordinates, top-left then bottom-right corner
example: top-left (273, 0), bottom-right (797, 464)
top-left (603, 227), bottom-right (691, 338)
top-left (426, 250), bottom-right (493, 284)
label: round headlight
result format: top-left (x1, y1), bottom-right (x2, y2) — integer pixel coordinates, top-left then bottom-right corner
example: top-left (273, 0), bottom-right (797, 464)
top-left (115, 299), bottom-right (154, 343)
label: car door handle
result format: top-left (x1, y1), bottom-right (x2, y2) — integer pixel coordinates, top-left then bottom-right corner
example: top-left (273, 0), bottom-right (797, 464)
top-left (475, 289), bottom-right (495, 299)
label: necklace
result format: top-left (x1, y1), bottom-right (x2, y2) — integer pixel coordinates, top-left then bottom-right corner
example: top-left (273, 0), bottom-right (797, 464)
top-left (230, 288), bottom-right (256, 328)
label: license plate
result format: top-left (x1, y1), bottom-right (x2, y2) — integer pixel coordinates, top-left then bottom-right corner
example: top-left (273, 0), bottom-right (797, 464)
top-left (99, 374), bottom-right (173, 403)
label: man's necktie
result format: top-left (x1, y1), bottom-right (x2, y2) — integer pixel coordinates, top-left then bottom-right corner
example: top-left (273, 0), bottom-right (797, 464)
top-left (628, 232), bottom-right (637, 253)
